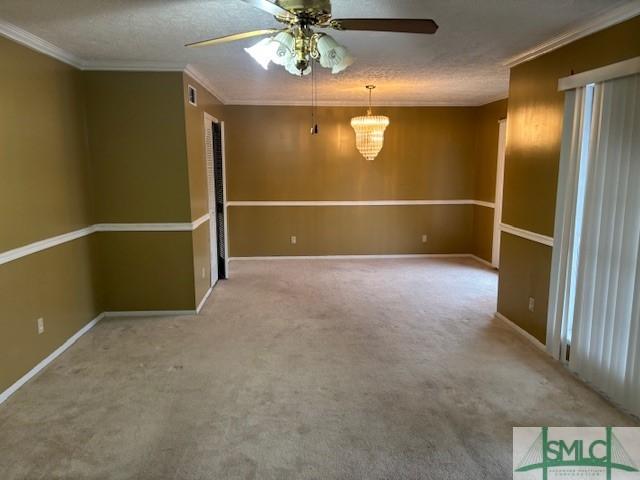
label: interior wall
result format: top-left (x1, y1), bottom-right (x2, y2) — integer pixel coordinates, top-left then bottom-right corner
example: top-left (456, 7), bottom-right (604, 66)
top-left (498, 16), bottom-right (640, 342)
top-left (471, 99), bottom-right (508, 262)
top-left (84, 71), bottom-right (197, 311)
top-left (0, 37), bottom-right (98, 393)
top-left (224, 105), bottom-right (502, 257)
top-left (182, 73), bottom-right (225, 303)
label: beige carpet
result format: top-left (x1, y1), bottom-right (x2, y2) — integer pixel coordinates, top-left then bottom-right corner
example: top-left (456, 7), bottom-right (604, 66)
top-left (0, 258), bottom-right (636, 479)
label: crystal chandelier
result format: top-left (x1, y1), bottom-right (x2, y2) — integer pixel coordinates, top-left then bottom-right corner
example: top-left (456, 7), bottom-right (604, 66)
top-left (350, 85), bottom-right (389, 161)
top-left (244, 30), bottom-right (352, 76)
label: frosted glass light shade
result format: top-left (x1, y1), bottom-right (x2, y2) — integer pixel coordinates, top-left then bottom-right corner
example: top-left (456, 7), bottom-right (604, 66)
top-left (317, 34), bottom-right (353, 74)
top-left (271, 32), bottom-right (295, 66)
top-left (350, 114), bottom-right (390, 161)
top-left (244, 38), bottom-right (278, 70)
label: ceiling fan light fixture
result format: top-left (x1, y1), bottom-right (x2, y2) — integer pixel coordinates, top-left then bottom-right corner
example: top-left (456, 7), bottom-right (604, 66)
top-left (316, 34), bottom-right (352, 75)
top-left (244, 37), bottom-right (278, 70)
top-left (284, 56), bottom-right (311, 75)
top-left (270, 31), bottom-right (295, 66)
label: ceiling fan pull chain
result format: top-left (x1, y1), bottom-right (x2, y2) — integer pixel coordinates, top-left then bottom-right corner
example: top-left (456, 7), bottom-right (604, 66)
top-left (310, 60), bottom-right (319, 135)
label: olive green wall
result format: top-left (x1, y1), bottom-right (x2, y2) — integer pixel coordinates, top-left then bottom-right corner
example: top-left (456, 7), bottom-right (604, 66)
top-left (471, 99), bottom-right (508, 262)
top-left (93, 232), bottom-right (196, 311)
top-left (84, 71), bottom-right (200, 311)
top-left (84, 71), bottom-right (191, 223)
top-left (498, 16), bottom-right (640, 342)
top-left (1, 48), bottom-right (216, 393)
top-left (226, 106), bottom-right (478, 201)
top-left (229, 205), bottom-right (473, 256)
top-left (0, 37), bottom-right (92, 251)
top-left (224, 105), bottom-right (503, 257)
top-left (182, 73), bottom-right (226, 302)
top-left (0, 37), bottom-right (98, 393)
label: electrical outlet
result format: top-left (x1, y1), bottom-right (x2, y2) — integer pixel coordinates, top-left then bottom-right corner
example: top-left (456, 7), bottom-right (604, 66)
top-left (290, 235), bottom-right (297, 245)
top-left (421, 234), bottom-right (428, 243)
top-left (37, 317), bottom-right (44, 335)
top-left (528, 297), bottom-right (535, 312)
top-left (201, 267), bottom-right (206, 279)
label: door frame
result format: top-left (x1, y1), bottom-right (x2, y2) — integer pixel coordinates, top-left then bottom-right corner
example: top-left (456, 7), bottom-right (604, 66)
top-left (203, 112), bottom-right (230, 281)
top-left (492, 118), bottom-right (507, 268)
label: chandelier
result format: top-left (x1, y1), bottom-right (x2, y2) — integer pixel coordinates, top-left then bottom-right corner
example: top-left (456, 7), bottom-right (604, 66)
top-left (244, 30), bottom-right (352, 76)
top-left (350, 85), bottom-right (390, 161)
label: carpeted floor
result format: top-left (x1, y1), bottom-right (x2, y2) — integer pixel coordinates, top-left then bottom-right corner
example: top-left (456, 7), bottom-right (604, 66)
top-left (0, 258), bottom-right (636, 479)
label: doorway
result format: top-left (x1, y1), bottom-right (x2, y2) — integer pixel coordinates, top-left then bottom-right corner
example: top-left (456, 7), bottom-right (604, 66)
top-left (204, 113), bottom-right (228, 285)
top-left (492, 118), bottom-right (507, 268)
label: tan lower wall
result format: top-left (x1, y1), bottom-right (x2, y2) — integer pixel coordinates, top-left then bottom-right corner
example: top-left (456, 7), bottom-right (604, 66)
top-left (192, 222), bottom-right (213, 305)
top-left (496, 233), bottom-right (552, 343)
top-left (0, 238), bottom-right (99, 393)
top-left (228, 205), bottom-right (473, 257)
top-left (94, 232), bottom-right (196, 311)
top-left (472, 205), bottom-right (494, 263)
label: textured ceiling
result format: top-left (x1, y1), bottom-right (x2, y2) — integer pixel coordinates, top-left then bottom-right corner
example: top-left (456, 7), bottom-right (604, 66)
top-left (0, 0), bottom-right (634, 105)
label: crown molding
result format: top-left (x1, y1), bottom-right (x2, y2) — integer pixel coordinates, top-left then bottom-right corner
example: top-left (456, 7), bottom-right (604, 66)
top-left (504, 0), bottom-right (640, 67)
top-left (184, 65), bottom-right (230, 104)
top-left (479, 93), bottom-right (509, 105)
top-left (0, 18), bottom-right (85, 68)
top-left (225, 98), bottom-right (484, 107)
top-left (82, 60), bottom-right (187, 72)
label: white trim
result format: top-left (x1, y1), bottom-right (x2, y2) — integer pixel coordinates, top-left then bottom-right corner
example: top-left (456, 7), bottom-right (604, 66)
top-left (204, 112), bottom-right (220, 287)
top-left (0, 19), bottom-right (84, 68)
top-left (558, 56), bottom-right (640, 91)
top-left (191, 213), bottom-right (210, 230)
top-left (184, 65), bottom-right (230, 104)
top-left (94, 222), bottom-right (195, 232)
top-left (227, 200), bottom-right (495, 207)
top-left (226, 98), bottom-right (497, 107)
top-left (103, 310), bottom-right (196, 318)
top-left (83, 61), bottom-right (186, 72)
top-left (481, 94), bottom-right (510, 105)
top-left (0, 219), bottom-right (212, 266)
top-left (500, 223), bottom-right (554, 247)
top-left (196, 286), bottom-right (214, 314)
top-left (473, 200), bottom-right (495, 209)
top-left (492, 119), bottom-right (507, 267)
top-left (229, 254), bottom-right (494, 263)
top-left (0, 312), bottom-right (105, 405)
top-left (0, 226), bottom-right (94, 266)
top-left (504, 0), bottom-right (640, 67)
top-left (494, 312), bottom-right (548, 354)
top-left (470, 254), bottom-right (497, 269)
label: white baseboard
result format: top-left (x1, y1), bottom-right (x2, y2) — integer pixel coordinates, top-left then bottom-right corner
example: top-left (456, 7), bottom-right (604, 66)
top-left (103, 310), bottom-right (197, 318)
top-left (494, 311), bottom-right (548, 354)
top-left (231, 253), bottom-right (474, 261)
top-left (196, 285), bottom-right (214, 314)
top-left (0, 312), bottom-right (105, 405)
top-left (469, 254), bottom-right (497, 269)
top-left (229, 253), bottom-right (497, 269)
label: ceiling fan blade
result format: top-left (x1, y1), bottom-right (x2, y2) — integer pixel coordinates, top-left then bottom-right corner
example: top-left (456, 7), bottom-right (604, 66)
top-left (186, 29), bottom-right (282, 48)
top-left (240, 0), bottom-right (295, 19)
top-left (330, 18), bottom-right (438, 34)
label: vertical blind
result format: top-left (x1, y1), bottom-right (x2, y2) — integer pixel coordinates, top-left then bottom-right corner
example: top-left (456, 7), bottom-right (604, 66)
top-left (548, 71), bottom-right (640, 416)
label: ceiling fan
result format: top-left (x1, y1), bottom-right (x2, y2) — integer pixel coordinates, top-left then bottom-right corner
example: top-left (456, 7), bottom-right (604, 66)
top-left (186, 0), bottom-right (438, 76)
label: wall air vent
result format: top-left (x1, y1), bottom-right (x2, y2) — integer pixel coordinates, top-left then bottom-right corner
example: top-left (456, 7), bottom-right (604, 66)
top-left (188, 85), bottom-right (197, 106)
